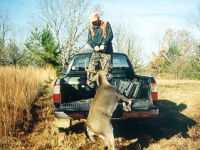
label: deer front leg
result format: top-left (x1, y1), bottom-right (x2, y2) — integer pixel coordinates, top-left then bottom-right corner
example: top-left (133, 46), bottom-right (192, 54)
top-left (117, 94), bottom-right (132, 111)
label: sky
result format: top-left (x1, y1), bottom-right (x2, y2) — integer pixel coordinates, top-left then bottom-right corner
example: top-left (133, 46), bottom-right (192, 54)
top-left (0, 0), bottom-right (199, 62)
top-left (99, 0), bottom-right (200, 61)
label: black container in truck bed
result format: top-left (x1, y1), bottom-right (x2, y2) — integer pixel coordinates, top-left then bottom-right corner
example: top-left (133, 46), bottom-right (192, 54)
top-left (53, 52), bottom-right (159, 122)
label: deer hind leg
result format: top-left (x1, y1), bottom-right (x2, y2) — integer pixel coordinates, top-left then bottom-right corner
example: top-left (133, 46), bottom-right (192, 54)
top-left (103, 132), bottom-right (115, 150)
top-left (85, 126), bottom-right (96, 143)
top-left (100, 123), bottom-right (115, 150)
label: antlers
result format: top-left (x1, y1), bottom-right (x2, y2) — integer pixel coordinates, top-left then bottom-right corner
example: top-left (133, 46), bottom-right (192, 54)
top-left (85, 57), bottom-right (97, 74)
top-left (99, 53), bottom-right (109, 71)
top-left (85, 53), bottom-right (109, 73)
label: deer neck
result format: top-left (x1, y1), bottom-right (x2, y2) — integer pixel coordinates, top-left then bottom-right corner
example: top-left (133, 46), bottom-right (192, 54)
top-left (97, 73), bottom-right (110, 86)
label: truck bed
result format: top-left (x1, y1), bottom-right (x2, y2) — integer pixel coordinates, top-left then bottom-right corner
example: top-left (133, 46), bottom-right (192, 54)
top-left (53, 52), bottom-right (159, 120)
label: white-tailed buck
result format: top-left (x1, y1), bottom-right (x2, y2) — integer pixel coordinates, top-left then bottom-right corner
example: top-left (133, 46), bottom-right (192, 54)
top-left (84, 54), bottom-right (132, 150)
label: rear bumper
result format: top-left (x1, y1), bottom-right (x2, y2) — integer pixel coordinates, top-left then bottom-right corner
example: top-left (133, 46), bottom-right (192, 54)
top-left (120, 108), bottom-right (159, 119)
top-left (54, 111), bottom-right (72, 119)
top-left (54, 110), bottom-right (89, 119)
top-left (54, 107), bottom-right (159, 120)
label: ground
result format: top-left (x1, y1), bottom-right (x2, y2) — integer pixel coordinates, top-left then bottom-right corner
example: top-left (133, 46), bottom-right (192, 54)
top-left (6, 80), bottom-right (200, 150)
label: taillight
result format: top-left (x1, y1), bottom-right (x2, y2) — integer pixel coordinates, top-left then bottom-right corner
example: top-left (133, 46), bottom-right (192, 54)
top-left (53, 79), bottom-right (60, 102)
top-left (150, 82), bottom-right (158, 100)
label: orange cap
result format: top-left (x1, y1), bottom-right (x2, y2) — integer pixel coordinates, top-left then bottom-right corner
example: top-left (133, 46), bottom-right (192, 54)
top-left (89, 13), bottom-right (99, 22)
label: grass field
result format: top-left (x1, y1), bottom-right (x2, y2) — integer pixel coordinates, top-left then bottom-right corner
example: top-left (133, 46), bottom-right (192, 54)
top-left (0, 67), bottom-right (199, 150)
top-left (0, 66), bottom-right (56, 149)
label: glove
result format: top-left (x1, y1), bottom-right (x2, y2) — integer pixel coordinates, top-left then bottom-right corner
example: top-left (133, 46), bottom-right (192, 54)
top-left (94, 46), bottom-right (100, 51)
top-left (99, 44), bottom-right (105, 50)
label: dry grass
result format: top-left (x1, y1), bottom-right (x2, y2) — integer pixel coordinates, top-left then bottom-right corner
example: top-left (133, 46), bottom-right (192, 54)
top-left (146, 79), bottom-right (200, 150)
top-left (24, 79), bottom-right (200, 150)
top-left (0, 68), bottom-right (200, 150)
top-left (0, 66), bottom-right (56, 149)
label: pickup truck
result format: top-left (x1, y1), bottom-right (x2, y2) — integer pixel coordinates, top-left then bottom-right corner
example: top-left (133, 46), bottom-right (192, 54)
top-left (53, 52), bottom-right (159, 127)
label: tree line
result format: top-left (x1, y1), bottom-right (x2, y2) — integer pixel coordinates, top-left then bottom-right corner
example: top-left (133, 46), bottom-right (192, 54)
top-left (150, 28), bottom-right (200, 79)
top-left (0, 0), bottom-right (199, 79)
top-left (0, 0), bottom-right (142, 71)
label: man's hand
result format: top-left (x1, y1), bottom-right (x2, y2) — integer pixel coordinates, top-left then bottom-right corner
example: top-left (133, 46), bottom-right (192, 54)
top-left (94, 46), bottom-right (100, 51)
top-left (99, 44), bottom-right (105, 50)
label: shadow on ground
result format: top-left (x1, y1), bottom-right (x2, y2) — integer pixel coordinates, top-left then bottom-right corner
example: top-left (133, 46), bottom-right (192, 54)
top-left (112, 99), bottom-right (197, 149)
top-left (59, 99), bottom-right (197, 150)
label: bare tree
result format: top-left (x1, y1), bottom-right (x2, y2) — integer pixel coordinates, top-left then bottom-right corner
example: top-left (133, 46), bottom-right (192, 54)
top-left (32, 0), bottom-right (101, 68)
top-left (188, 2), bottom-right (200, 32)
top-left (113, 20), bottom-right (143, 71)
top-left (0, 9), bottom-right (12, 65)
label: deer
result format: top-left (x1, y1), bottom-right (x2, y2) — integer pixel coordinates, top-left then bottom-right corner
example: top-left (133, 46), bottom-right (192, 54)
top-left (84, 53), bottom-right (132, 150)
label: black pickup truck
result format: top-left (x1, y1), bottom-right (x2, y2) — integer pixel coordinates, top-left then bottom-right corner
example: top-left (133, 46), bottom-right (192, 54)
top-left (53, 52), bottom-right (159, 127)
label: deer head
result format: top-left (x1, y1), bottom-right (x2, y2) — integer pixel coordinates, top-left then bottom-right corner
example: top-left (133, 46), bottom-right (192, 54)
top-left (85, 53), bottom-right (109, 73)
top-left (85, 53), bottom-right (110, 85)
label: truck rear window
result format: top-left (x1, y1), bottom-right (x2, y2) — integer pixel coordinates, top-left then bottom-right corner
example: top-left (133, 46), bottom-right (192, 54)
top-left (113, 57), bottom-right (129, 68)
top-left (71, 56), bottom-right (129, 71)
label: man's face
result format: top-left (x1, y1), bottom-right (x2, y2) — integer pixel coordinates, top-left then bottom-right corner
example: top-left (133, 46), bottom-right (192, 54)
top-left (92, 19), bottom-right (100, 26)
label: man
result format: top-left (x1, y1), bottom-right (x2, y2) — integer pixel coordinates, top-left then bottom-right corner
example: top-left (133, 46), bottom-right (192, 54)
top-left (87, 12), bottom-right (114, 88)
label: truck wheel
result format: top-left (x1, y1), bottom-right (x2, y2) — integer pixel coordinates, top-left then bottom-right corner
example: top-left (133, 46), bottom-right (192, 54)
top-left (55, 118), bottom-right (71, 128)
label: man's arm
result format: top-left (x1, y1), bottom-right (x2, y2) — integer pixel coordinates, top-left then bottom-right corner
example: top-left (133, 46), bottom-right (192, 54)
top-left (88, 28), bottom-right (95, 48)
